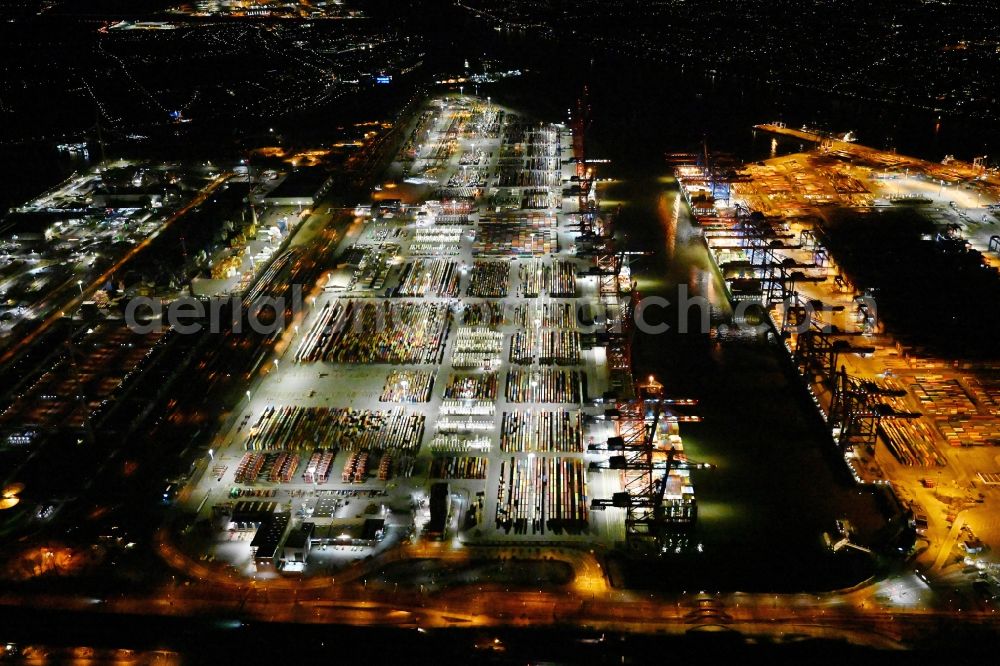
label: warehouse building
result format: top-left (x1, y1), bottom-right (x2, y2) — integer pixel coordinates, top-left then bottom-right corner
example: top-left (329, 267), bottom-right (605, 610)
top-left (261, 168), bottom-right (333, 207)
top-left (250, 511), bottom-right (290, 570)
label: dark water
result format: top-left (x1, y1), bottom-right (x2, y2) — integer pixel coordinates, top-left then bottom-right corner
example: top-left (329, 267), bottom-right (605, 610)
top-left (611, 178), bottom-right (887, 591)
top-left (0, 145), bottom-right (92, 213)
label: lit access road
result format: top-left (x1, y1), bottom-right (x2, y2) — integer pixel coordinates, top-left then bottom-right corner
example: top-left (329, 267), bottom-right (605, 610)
top-left (0, 561), bottom-right (993, 650)
top-left (0, 173), bottom-right (232, 367)
top-left (140, 516), bottom-right (991, 650)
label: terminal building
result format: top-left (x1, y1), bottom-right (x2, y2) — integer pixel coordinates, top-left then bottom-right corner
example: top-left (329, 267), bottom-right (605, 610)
top-left (425, 482), bottom-right (450, 540)
top-left (281, 522), bottom-right (315, 565)
top-left (250, 511), bottom-right (291, 571)
top-left (261, 168), bottom-right (333, 207)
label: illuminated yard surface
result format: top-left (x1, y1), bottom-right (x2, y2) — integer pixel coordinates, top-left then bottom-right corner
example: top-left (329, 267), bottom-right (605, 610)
top-left (177, 96), bottom-right (651, 575)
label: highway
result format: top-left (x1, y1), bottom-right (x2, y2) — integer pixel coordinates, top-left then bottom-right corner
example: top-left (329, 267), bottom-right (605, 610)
top-left (30, 518), bottom-right (957, 651)
top-left (1, 549), bottom-right (996, 651)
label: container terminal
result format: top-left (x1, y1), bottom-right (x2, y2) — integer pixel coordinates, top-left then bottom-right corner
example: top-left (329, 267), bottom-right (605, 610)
top-left (170, 95), bottom-right (703, 576)
top-left (673, 127), bottom-right (1000, 582)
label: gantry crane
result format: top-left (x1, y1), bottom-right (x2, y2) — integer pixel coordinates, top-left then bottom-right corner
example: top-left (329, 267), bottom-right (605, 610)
top-left (828, 367), bottom-right (920, 450)
top-left (589, 377), bottom-right (709, 552)
top-left (571, 87), bottom-right (596, 236)
top-left (794, 328), bottom-right (875, 386)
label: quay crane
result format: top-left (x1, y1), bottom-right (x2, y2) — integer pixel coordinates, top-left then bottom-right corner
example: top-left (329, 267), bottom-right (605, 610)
top-left (589, 376), bottom-right (711, 553)
top-left (829, 367), bottom-right (921, 451)
top-left (707, 207), bottom-right (828, 307)
top-left (570, 87), bottom-right (596, 236)
top-left (795, 327), bottom-right (875, 380)
top-left (593, 247), bottom-right (656, 402)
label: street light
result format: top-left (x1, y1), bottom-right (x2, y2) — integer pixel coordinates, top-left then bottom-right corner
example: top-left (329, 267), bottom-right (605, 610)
top-left (77, 280), bottom-right (84, 294)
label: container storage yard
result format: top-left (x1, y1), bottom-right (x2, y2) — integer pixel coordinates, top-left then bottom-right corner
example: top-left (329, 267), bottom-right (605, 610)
top-left (175, 96), bottom-right (702, 573)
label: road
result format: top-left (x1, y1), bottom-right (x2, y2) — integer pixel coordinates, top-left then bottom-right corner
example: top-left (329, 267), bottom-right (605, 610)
top-left (1, 556), bottom-right (995, 651)
top-left (83, 514), bottom-right (975, 652)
